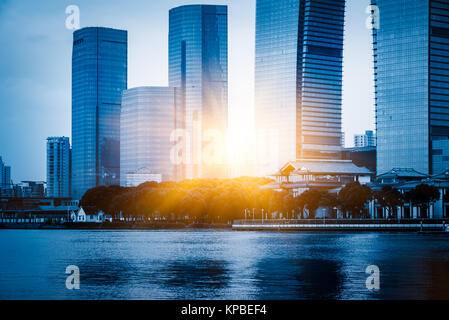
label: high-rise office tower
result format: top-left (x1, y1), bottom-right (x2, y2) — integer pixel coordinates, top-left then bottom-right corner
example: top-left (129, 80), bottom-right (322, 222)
top-left (71, 27), bottom-right (127, 199)
top-left (373, 0), bottom-right (449, 175)
top-left (120, 87), bottom-right (176, 186)
top-left (169, 5), bottom-right (228, 179)
top-left (46, 137), bottom-right (71, 198)
top-left (354, 130), bottom-right (376, 148)
top-left (255, 0), bottom-right (345, 175)
top-left (0, 156), bottom-right (11, 187)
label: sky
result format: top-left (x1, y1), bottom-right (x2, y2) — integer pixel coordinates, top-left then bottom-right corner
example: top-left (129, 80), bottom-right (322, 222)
top-left (0, 0), bottom-right (374, 182)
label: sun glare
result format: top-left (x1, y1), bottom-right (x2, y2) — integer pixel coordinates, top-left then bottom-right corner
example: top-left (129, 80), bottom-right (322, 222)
top-left (226, 105), bottom-right (256, 176)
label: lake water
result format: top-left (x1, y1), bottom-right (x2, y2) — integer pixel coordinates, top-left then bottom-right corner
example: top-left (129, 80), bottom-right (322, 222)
top-left (1, 229), bottom-right (449, 300)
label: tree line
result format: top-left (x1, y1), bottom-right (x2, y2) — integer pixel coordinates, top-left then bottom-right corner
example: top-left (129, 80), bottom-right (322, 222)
top-left (80, 178), bottom-right (441, 222)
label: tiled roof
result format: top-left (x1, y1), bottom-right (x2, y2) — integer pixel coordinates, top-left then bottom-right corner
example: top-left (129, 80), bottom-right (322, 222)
top-left (281, 159), bottom-right (373, 175)
top-left (377, 168), bottom-right (428, 179)
top-left (432, 169), bottom-right (449, 180)
top-left (81, 206), bottom-right (100, 215)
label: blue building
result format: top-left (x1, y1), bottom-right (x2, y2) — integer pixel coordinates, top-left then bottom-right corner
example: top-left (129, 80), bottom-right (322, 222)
top-left (354, 130), bottom-right (376, 148)
top-left (373, 0), bottom-right (449, 175)
top-left (71, 27), bottom-right (127, 199)
top-left (46, 137), bottom-right (71, 198)
top-left (255, 0), bottom-right (346, 175)
top-left (120, 87), bottom-right (176, 186)
top-left (169, 5), bottom-right (228, 179)
top-left (0, 156), bottom-right (11, 187)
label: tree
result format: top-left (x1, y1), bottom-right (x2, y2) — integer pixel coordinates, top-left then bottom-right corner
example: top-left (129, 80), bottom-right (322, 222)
top-left (134, 187), bottom-right (164, 220)
top-left (179, 191), bottom-right (207, 222)
top-left (296, 194), bottom-right (306, 219)
top-left (338, 182), bottom-right (372, 218)
top-left (320, 192), bottom-right (339, 218)
top-left (296, 189), bottom-right (323, 219)
top-left (374, 186), bottom-right (403, 219)
top-left (268, 190), bottom-right (287, 217)
top-left (110, 191), bottom-right (136, 220)
top-left (404, 184), bottom-right (440, 219)
top-left (81, 185), bottom-right (125, 214)
top-left (79, 177), bottom-right (279, 224)
top-left (254, 189), bottom-right (271, 215)
top-left (283, 193), bottom-right (296, 219)
top-left (209, 186), bottom-right (249, 223)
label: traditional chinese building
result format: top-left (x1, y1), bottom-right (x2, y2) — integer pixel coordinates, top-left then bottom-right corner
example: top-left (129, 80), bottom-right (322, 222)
top-left (270, 159), bottom-right (373, 196)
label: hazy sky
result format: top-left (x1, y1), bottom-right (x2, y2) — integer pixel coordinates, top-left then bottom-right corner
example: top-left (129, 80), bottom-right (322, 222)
top-left (0, 0), bottom-right (374, 182)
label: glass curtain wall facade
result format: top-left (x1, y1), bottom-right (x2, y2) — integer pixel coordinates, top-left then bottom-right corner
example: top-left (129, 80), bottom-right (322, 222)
top-left (71, 27), bottom-right (127, 199)
top-left (354, 130), bottom-right (376, 148)
top-left (373, 0), bottom-right (449, 175)
top-left (255, 0), bottom-right (345, 175)
top-left (429, 0), bottom-right (449, 174)
top-left (0, 157), bottom-right (3, 187)
top-left (0, 156), bottom-right (11, 187)
top-left (120, 87), bottom-right (176, 186)
top-left (169, 5), bottom-right (228, 180)
top-left (46, 137), bottom-right (71, 198)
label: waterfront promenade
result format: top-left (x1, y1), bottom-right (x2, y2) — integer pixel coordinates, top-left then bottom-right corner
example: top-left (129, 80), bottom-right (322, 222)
top-left (232, 219), bottom-right (449, 232)
top-left (1, 218), bottom-right (449, 232)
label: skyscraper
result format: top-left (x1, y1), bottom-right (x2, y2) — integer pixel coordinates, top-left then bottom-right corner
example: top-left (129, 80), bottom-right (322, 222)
top-left (71, 27), bottom-right (127, 199)
top-left (46, 137), bottom-right (71, 198)
top-left (120, 87), bottom-right (176, 186)
top-left (255, 0), bottom-right (346, 175)
top-left (0, 156), bottom-right (11, 187)
top-left (354, 130), bottom-right (376, 148)
top-left (169, 5), bottom-right (228, 179)
top-left (373, 0), bottom-right (449, 175)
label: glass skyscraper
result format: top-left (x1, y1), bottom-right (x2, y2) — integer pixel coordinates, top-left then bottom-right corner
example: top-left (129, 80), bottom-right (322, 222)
top-left (354, 130), bottom-right (376, 148)
top-left (0, 156), bottom-right (11, 187)
top-left (373, 0), bottom-right (449, 175)
top-left (120, 87), bottom-right (176, 186)
top-left (71, 27), bottom-right (127, 200)
top-left (46, 137), bottom-right (71, 198)
top-left (255, 0), bottom-right (346, 175)
top-left (169, 5), bottom-right (228, 179)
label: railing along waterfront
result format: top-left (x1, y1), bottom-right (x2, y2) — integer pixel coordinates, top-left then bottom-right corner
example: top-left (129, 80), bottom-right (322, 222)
top-left (234, 219), bottom-right (449, 225)
top-left (232, 219), bottom-right (449, 232)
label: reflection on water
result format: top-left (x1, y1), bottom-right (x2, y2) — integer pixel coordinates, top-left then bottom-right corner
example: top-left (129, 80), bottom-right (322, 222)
top-left (165, 259), bottom-right (230, 289)
top-left (295, 259), bottom-right (343, 299)
top-left (0, 230), bottom-right (448, 300)
top-left (79, 258), bottom-right (136, 286)
top-left (252, 257), bottom-right (343, 299)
